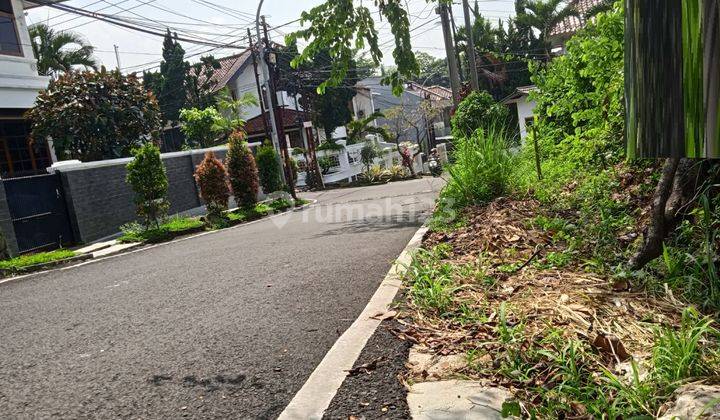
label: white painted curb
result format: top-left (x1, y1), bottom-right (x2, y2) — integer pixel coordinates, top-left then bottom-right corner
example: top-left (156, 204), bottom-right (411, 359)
top-left (278, 223), bottom-right (429, 420)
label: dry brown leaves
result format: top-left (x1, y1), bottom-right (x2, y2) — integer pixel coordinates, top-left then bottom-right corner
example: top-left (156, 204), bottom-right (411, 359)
top-left (399, 197), bottom-right (683, 383)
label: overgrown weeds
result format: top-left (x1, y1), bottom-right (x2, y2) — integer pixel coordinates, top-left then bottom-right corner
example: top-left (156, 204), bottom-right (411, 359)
top-left (442, 124), bottom-right (514, 208)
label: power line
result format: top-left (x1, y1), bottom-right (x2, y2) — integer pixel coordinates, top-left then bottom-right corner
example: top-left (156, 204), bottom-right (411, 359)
top-left (31, 0), bottom-right (246, 49)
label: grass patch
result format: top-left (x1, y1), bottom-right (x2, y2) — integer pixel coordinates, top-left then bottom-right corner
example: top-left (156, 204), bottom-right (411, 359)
top-left (118, 217), bottom-right (204, 243)
top-left (0, 249), bottom-right (77, 272)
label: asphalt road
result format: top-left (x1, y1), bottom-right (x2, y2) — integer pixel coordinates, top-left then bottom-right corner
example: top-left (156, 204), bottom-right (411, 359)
top-left (0, 178), bottom-right (443, 419)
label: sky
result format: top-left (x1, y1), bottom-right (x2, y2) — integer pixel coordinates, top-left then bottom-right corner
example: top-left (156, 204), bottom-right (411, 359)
top-left (26, 0), bottom-right (517, 74)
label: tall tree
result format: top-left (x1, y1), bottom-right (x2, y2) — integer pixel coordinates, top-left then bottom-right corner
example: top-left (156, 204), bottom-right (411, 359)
top-left (280, 44), bottom-right (358, 141)
top-left (185, 55), bottom-right (222, 110)
top-left (29, 23), bottom-right (97, 77)
top-left (413, 51), bottom-right (450, 87)
top-left (515, 0), bottom-right (579, 57)
top-left (157, 30), bottom-right (188, 125)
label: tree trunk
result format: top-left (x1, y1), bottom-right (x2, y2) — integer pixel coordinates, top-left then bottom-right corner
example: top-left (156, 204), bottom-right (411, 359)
top-left (629, 158), bottom-right (680, 270)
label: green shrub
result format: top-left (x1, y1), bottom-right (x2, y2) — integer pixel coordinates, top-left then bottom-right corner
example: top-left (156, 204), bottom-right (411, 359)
top-left (28, 69), bottom-right (161, 162)
top-left (318, 155), bottom-right (335, 174)
top-left (317, 141), bottom-right (344, 151)
top-left (226, 131), bottom-right (260, 208)
top-left (360, 141), bottom-right (378, 171)
top-left (194, 151), bottom-right (230, 220)
top-left (442, 125), bottom-right (514, 207)
top-left (451, 91), bottom-right (509, 139)
top-left (126, 142), bottom-right (170, 228)
top-left (255, 142), bottom-right (284, 193)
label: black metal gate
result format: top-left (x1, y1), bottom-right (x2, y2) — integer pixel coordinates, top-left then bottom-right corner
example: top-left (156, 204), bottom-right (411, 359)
top-left (3, 173), bottom-right (75, 253)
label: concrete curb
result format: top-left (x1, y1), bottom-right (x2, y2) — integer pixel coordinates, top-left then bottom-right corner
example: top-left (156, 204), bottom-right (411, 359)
top-left (278, 223), bottom-right (429, 420)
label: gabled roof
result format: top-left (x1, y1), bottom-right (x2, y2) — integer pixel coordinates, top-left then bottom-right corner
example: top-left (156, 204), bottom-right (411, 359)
top-left (549, 0), bottom-right (606, 38)
top-left (193, 49), bottom-right (253, 93)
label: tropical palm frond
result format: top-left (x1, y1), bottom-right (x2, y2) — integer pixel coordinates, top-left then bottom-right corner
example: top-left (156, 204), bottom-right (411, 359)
top-left (28, 23), bottom-right (97, 76)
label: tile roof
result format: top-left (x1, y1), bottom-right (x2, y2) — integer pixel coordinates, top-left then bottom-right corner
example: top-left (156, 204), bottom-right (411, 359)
top-left (192, 50), bottom-right (253, 93)
top-left (549, 0), bottom-right (606, 37)
top-left (406, 82), bottom-right (452, 101)
top-left (244, 108), bottom-right (304, 136)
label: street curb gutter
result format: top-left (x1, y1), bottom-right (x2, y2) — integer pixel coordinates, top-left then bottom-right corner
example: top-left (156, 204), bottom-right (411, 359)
top-left (278, 223), bottom-right (429, 420)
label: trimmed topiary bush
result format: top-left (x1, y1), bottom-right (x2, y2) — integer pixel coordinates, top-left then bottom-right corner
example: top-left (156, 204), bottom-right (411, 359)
top-left (255, 141), bottom-right (284, 194)
top-left (194, 151), bottom-right (230, 220)
top-left (126, 142), bottom-right (170, 229)
top-left (225, 131), bottom-right (260, 208)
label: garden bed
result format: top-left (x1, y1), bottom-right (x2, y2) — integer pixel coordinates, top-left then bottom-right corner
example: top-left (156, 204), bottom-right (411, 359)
top-left (0, 250), bottom-right (93, 278)
top-left (395, 197), bottom-right (720, 418)
top-left (118, 198), bottom-right (311, 244)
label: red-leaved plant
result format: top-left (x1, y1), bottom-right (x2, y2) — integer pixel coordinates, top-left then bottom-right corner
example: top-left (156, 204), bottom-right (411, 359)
top-left (194, 151), bottom-right (230, 219)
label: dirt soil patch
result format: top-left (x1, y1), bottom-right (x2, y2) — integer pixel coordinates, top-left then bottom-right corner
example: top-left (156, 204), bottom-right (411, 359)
top-left (323, 319), bottom-right (412, 420)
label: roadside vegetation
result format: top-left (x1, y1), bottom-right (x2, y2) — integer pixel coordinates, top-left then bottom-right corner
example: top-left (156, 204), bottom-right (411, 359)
top-left (0, 249), bottom-right (77, 274)
top-left (401, 3), bottom-right (720, 417)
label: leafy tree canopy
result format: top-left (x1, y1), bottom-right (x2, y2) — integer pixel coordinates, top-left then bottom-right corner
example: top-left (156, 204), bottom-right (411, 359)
top-left (413, 51), bottom-right (450, 88)
top-left (279, 44), bottom-right (358, 140)
top-left (286, 0), bottom-right (418, 96)
top-left (451, 90), bottom-right (510, 139)
top-left (28, 69), bottom-right (161, 162)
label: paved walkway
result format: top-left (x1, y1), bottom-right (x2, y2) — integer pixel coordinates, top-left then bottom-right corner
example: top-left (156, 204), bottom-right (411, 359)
top-left (0, 178), bottom-right (443, 419)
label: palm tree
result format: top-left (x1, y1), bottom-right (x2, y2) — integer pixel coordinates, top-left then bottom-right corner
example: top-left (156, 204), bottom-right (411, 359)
top-left (515, 0), bottom-right (579, 58)
top-left (347, 111), bottom-right (391, 144)
top-left (29, 23), bottom-right (97, 76)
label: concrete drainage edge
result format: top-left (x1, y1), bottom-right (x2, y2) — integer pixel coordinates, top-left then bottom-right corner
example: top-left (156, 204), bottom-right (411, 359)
top-left (277, 222), bottom-right (429, 420)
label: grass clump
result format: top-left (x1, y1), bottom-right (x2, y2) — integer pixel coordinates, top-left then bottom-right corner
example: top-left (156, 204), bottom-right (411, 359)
top-left (477, 307), bottom-right (720, 418)
top-left (442, 125), bottom-right (514, 208)
top-left (0, 249), bottom-right (77, 272)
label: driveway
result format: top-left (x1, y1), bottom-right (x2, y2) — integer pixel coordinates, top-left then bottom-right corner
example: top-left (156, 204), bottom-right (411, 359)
top-left (0, 178), bottom-right (443, 419)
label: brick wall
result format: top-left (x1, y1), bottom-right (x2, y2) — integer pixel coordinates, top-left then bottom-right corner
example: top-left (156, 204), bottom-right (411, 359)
top-left (57, 146), bottom-right (228, 244)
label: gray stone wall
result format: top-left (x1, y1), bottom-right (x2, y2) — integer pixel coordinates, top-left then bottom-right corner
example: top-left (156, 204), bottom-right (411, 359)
top-left (56, 146), bottom-right (228, 244)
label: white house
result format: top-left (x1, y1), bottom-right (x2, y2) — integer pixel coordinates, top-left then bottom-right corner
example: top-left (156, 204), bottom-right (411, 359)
top-left (501, 86), bottom-right (537, 142)
top-left (352, 77), bottom-right (452, 150)
top-left (198, 50), bottom-right (307, 148)
top-left (0, 0), bottom-right (56, 177)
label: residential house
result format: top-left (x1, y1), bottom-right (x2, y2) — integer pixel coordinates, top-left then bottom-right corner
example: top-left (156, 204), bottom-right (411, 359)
top-left (198, 50), bottom-right (306, 149)
top-left (548, 0), bottom-right (607, 54)
top-left (502, 0), bottom-right (606, 143)
top-left (352, 77), bottom-right (451, 150)
top-left (501, 85), bottom-right (537, 142)
top-left (0, 0), bottom-right (57, 178)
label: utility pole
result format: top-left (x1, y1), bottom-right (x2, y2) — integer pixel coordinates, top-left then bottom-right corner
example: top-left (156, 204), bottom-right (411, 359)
top-left (247, 28), bottom-right (269, 140)
top-left (255, 0), bottom-right (286, 183)
top-left (262, 17), bottom-right (297, 199)
top-left (113, 44), bottom-right (122, 71)
top-left (437, 3), bottom-right (461, 106)
top-left (462, 0), bottom-right (479, 91)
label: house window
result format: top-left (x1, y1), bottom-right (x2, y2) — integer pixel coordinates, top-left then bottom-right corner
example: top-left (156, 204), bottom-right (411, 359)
top-left (0, 119), bottom-right (51, 178)
top-left (0, 0), bottom-right (22, 56)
